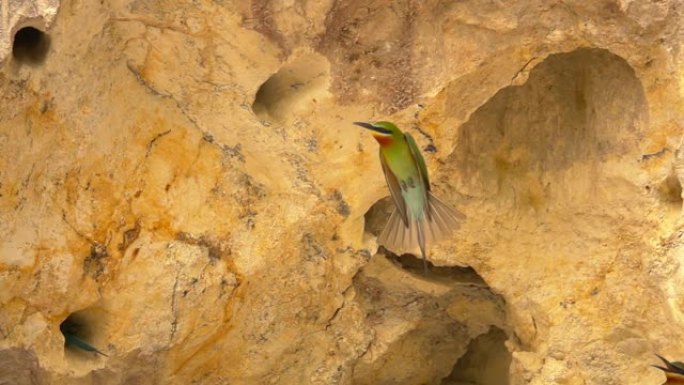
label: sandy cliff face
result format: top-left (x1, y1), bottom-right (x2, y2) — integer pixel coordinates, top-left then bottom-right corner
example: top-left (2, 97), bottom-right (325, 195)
top-left (0, 1), bottom-right (682, 384)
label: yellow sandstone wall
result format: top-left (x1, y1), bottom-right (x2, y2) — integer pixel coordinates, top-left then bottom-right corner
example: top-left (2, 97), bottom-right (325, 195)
top-left (0, 1), bottom-right (683, 384)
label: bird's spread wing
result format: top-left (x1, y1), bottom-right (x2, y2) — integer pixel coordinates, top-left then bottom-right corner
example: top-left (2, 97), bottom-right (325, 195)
top-left (380, 152), bottom-right (409, 227)
top-left (404, 132), bottom-right (430, 191)
top-left (404, 132), bottom-right (431, 217)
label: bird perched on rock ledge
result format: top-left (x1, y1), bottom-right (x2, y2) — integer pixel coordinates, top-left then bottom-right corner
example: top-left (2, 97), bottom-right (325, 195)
top-left (354, 121), bottom-right (465, 271)
top-left (654, 354), bottom-right (684, 383)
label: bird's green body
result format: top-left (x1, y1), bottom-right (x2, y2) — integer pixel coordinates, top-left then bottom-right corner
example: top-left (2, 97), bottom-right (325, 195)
top-left (354, 121), bottom-right (464, 270)
top-left (378, 125), bottom-right (430, 222)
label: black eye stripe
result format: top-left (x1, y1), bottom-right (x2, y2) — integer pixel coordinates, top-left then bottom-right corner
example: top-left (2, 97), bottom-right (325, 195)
top-left (373, 126), bottom-right (393, 135)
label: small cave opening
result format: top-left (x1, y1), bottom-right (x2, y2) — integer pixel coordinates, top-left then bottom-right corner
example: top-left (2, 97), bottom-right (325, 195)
top-left (441, 327), bottom-right (511, 385)
top-left (385, 251), bottom-right (487, 284)
top-left (351, 254), bottom-right (511, 385)
top-left (59, 308), bottom-right (108, 359)
top-left (251, 52), bottom-right (331, 122)
top-left (656, 172), bottom-right (683, 208)
top-left (446, 48), bottom-right (647, 209)
top-left (363, 196), bottom-right (393, 239)
top-left (12, 26), bottom-right (50, 65)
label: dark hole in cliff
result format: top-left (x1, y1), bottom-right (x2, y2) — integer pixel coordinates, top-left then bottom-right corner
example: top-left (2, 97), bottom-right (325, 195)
top-left (59, 308), bottom-right (108, 358)
top-left (351, 254), bottom-right (510, 384)
top-left (449, 48), bottom-right (647, 208)
top-left (363, 196), bottom-right (393, 238)
top-left (251, 53), bottom-right (330, 121)
top-left (386, 251), bottom-right (487, 284)
top-left (12, 27), bottom-right (50, 65)
top-left (441, 327), bottom-right (511, 385)
top-left (657, 172), bottom-right (683, 208)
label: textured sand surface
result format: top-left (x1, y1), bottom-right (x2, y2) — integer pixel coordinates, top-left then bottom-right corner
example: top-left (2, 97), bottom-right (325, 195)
top-left (0, 1), bottom-right (683, 384)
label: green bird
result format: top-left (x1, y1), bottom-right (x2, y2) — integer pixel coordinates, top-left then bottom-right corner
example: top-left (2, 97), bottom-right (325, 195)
top-left (354, 121), bottom-right (465, 270)
top-left (654, 354), bottom-right (684, 383)
top-left (60, 321), bottom-right (108, 357)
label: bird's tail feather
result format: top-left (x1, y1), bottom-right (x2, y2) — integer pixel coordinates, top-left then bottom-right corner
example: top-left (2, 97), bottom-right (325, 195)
top-left (416, 218), bottom-right (427, 272)
top-left (425, 192), bottom-right (465, 245)
top-left (65, 334), bottom-right (109, 357)
top-left (377, 192), bottom-right (465, 258)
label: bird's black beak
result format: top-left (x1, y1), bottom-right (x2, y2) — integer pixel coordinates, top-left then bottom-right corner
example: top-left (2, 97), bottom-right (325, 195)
top-left (654, 354), bottom-right (684, 374)
top-left (353, 121), bottom-right (375, 130)
top-left (353, 121), bottom-right (392, 135)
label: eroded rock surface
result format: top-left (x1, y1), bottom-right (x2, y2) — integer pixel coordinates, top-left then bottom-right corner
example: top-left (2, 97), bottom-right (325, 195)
top-left (0, 0), bottom-right (683, 384)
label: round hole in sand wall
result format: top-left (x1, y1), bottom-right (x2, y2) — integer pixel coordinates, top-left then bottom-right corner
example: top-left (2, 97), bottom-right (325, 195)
top-left (59, 308), bottom-right (109, 359)
top-left (12, 26), bottom-right (50, 65)
top-left (252, 53), bottom-right (331, 122)
top-left (351, 254), bottom-right (510, 384)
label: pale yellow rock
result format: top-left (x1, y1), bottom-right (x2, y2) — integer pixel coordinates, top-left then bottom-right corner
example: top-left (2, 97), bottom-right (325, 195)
top-left (0, 1), bottom-right (683, 385)
top-left (0, 0), bottom-right (59, 61)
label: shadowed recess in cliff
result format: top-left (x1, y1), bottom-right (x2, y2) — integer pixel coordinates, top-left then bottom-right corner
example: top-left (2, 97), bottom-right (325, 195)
top-left (350, 254), bottom-right (509, 385)
top-left (384, 251), bottom-right (488, 284)
top-left (363, 196), bottom-right (393, 239)
top-left (252, 52), bottom-right (331, 122)
top-left (12, 26), bottom-right (50, 65)
top-left (441, 327), bottom-right (511, 385)
top-left (655, 171), bottom-right (683, 210)
top-left (59, 307), bottom-right (109, 361)
top-left (447, 48), bottom-right (647, 208)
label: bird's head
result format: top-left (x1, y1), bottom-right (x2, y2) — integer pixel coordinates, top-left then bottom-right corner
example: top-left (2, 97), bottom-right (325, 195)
top-left (654, 354), bottom-right (684, 383)
top-left (354, 121), bottom-right (401, 146)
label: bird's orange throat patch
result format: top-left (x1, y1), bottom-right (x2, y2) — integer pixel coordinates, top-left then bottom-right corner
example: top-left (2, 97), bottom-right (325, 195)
top-left (373, 134), bottom-right (393, 147)
top-left (666, 373), bottom-right (684, 383)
